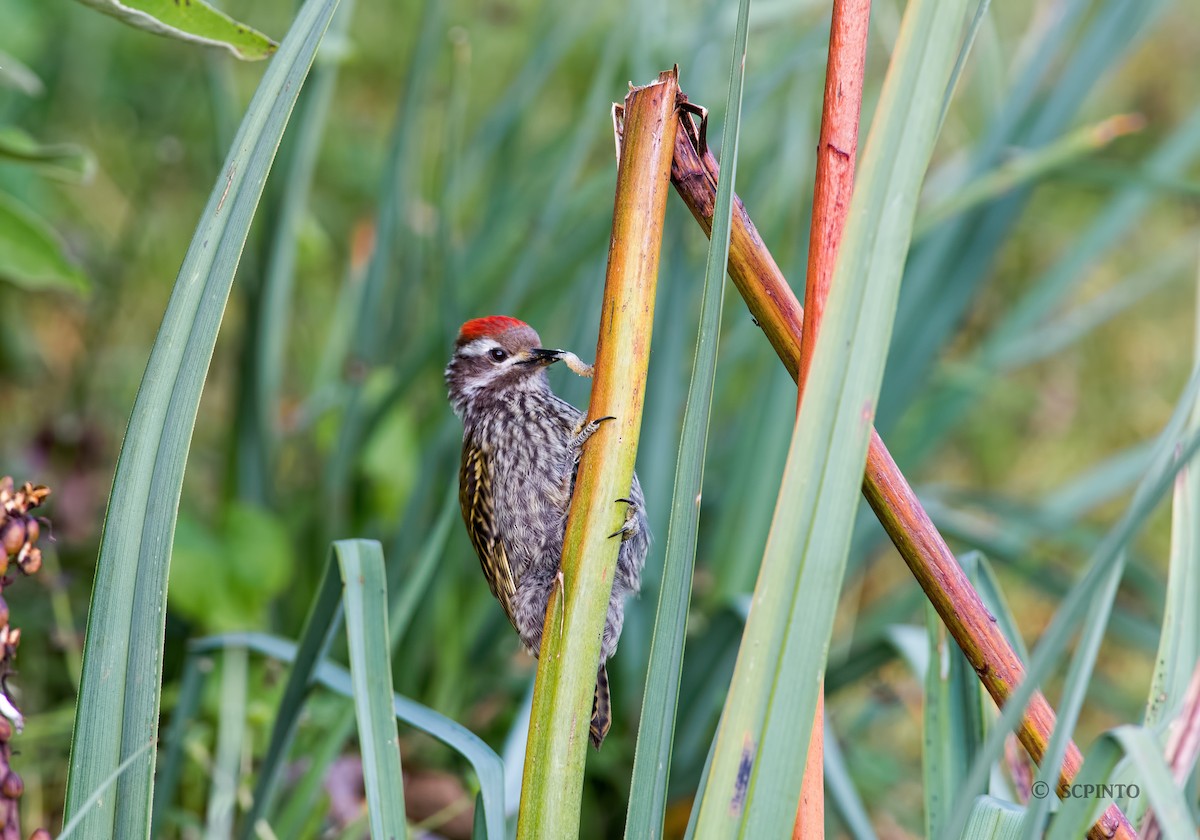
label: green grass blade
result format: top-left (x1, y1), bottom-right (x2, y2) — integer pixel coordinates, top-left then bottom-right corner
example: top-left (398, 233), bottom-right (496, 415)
top-left (693, 0), bottom-right (970, 834)
top-left (990, 105), bottom-right (1200, 352)
top-left (915, 114), bottom-right (1143, 239)
top-left (963, 552), bottom-right (1029, 663)
top-left (389, 485), bottom-right (457, 649)
top-left (204, 645), bottom-right (248, 839)
top-left (937, 0), bottom-right (991, 131)
top-left (995, 245), bottom-right (1189, 370)
top-left (259, 493), bottom-right (452, 837)
top-left (190, 631), bottom-right (507, 839)
top-left (1145, 262), bottom-right (1200, 729)
top-left (823, 722), bottom-right (878, 840)
top-left (151, 654), bottom-right (211, 837)
top-left (271, 710), bottom-right (354, 838)
top-left (1124, 261), bottom-right (1200, 832)
top-left (624, 2), bottom-right (749, 836)
top-left (881, 0), bottom-right (1173, 440)
top-left (1018, 559), bottom-right (1124, 836)
top-left (923, 603), bottom-right (986, 839)
top-left (58, 740), bottom-right (158, 840)
top-left (939, 365), bottom-right (1200, 840)
top-left (61, 1), bottom-right (342, 835)
top-left (323, 0), bottom-right (441, 537)
top-left (1046, 726), bottom-right (1195, 840)
top-left (334, 540), bottom-right (406, 838)
top-left (237, 548), bottom-right (343, 838)
top-left (960, 796), bottom-right (1025, 840)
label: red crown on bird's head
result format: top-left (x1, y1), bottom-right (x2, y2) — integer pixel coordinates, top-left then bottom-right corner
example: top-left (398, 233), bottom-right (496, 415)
top-left (456, 316), bottom-right (530, 345)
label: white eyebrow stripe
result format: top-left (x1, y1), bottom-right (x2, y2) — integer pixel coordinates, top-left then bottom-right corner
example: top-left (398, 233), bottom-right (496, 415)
top-left (461, 338), bottom-right (503, 356)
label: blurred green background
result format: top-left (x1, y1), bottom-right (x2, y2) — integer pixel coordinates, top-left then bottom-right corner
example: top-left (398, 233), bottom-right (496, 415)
top-left (1, 0), bottom-right (1198, 836)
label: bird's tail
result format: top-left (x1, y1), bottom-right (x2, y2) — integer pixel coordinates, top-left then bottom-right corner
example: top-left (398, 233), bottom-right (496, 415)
top-left (590, 663), bottom-right (611, 750)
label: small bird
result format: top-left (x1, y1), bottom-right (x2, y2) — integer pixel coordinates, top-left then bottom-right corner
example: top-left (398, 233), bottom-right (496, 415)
top-left (445, 315), bottom-right (649, 748)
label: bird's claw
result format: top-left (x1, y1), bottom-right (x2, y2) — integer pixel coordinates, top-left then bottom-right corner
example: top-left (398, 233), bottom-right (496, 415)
top-left (575, 415), bottom-right (616, 446)
top-left (608, 497), bottom-right (640, 541)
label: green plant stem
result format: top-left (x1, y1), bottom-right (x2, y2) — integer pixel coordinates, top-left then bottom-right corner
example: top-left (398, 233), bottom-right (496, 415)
top-left (516, 69), bottom-right (680, 840)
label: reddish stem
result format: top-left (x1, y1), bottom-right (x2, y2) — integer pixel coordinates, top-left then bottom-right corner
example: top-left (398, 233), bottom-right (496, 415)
top-left (798, 0), bottom-right (872, 390)
top-left (794, 3), bottom-right (871, 837)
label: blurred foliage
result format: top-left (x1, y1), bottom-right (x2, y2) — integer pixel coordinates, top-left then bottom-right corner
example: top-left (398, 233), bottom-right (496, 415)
top-left (1, 0), bottom-right (1199, 836)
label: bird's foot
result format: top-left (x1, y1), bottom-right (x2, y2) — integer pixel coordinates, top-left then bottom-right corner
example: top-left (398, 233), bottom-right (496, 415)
top-left (574, 415), bottom-right (615, 446)
top-left (609, 497), bottom-right (640, 541)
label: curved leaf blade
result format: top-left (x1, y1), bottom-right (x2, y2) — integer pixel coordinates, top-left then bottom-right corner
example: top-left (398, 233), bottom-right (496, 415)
top-left (62, 1), bottom-right (341, 835)
top-left (335, 540), bottom-right (406, 838)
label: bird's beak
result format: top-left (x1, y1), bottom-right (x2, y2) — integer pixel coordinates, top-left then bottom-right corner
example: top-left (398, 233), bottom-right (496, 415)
top-left (518, 348), bottom-right (564, 366)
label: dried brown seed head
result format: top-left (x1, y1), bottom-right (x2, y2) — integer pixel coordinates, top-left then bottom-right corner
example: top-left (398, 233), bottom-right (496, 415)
top-left (18, 548), bottom-right (40, 576)
top-left (0, 522), bottom-right (23, 558)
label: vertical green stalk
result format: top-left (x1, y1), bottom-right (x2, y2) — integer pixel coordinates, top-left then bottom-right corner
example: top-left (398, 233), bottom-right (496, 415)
top-left (516, 69), bottom-right (680, 840)
top-left (624, 5), bottom-right (750, 836)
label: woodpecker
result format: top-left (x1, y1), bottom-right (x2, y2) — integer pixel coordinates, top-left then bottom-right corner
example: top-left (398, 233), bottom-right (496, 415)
top-left (445, 315), bottom-right (649, 749)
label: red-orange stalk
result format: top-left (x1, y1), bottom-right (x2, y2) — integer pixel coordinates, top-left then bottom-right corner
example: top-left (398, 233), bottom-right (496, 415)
top-left (793, 3), bottom-right (871, 837)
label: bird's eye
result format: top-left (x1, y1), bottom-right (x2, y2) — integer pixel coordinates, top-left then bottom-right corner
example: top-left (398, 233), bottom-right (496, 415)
top-left (488, 347), bottom-right (508, 363)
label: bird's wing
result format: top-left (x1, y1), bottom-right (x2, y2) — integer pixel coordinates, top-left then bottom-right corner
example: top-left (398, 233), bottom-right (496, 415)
top-left (459, 439), bottom-right (518, 624)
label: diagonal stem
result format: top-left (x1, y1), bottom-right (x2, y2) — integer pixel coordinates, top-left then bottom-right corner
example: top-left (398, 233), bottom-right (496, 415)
top-left (669, 108), bottom-right (1136, 840)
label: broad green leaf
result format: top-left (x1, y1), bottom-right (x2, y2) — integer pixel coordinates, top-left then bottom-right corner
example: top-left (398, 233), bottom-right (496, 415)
top-left (823, 721), bottom-right (878, 840)
top-left (624, 0), bottom-right (749, 836)
top-left (151, 654), bottom-right (210, 837)
top-left (62, 1), bottom-right (342, 835)
top-left (1127, 258), bottom-right (1200, 831)
top-left (1018, 559), bottom-right (1123, 837)
top-left (73, 0), bottom-right (277, 60)
top-left (0, 192), bottom-right (88, 293)
top-left (0, 127), bottom-right (94, 182)
top-left (960, 796), bottom-right (1025, 840)
top-left (692, 0), bottom-right (971, 834)
top-left (1145, 261), bottom-right (1200, 729)
top-left (58, 740), bottom-right (158, 840)
top-left (204, 646), bottom-right (248, 839)
top-left (333, 540), bottom-right (406, 840)
top-left (924, 604), bottom-right (987, 840)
